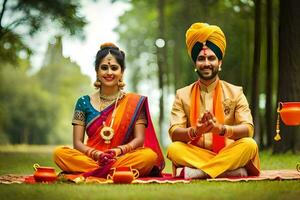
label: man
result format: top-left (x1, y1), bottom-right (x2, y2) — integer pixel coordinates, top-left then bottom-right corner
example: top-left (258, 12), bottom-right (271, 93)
top-left (167, 22), bottom-right (260, 179)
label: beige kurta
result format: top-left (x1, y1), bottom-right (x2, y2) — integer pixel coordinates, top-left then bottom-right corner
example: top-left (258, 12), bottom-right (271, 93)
top-left (167, 79), bottom-right (260, 178)
top-left (169, 79), bottom-right (254, 150)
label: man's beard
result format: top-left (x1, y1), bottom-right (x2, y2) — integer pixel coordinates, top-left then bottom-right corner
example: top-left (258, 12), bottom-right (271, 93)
top-left (197, 66), bottom-right (219, 80)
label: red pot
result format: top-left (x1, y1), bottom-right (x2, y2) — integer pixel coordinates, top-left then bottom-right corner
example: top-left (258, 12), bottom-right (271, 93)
top-left (107, 166), bottom-right (139, 184)
top-left (33, 164), bottom-right (57, 183)
top-left (279, 102), bottom-right (300, 126)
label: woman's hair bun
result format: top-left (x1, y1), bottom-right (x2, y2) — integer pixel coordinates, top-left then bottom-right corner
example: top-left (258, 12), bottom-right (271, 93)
top-left (100, 42), bottom-right (118, 50)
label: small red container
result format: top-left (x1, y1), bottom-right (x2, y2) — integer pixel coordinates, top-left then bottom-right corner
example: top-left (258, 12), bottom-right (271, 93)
top-left (107, 166), bottom-right (139, 184)
top-left (33, 164), bottom-right (57, 183)
top-left (279, 102), bottom-right (300, 126)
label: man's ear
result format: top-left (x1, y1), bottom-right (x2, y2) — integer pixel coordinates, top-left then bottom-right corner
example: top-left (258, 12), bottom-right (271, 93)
top-left (218, 60), bottom-right (222, 67)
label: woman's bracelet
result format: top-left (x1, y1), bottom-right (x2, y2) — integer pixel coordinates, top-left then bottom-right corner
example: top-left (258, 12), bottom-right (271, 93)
top-left (116, 146), bottom-right (123, 155)
top-left (117, 144), bottom-right (133, 155)
top-left (85, 148), bottom-right (94, 157)
top-left (85, 148), bottom-right (100, 161)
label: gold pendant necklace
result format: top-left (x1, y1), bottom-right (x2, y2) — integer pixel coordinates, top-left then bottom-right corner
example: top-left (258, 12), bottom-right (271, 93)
top-left (99, 91), bottom-right (121, 144)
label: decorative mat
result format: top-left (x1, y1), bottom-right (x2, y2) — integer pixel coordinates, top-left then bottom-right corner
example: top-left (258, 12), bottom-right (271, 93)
top-left (62, 173), bottom-right (191, 184)
top-left (0, 173), bottom-right (190, 184)
top-left (207, 170), bottom-right (300, 182)
top-left (1, 170), bottom-right (299, 184)
top-left (0, 174), bottom-right (30, 184)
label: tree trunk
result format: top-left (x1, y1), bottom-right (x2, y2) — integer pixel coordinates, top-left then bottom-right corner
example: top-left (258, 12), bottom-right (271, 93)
top-left (251, 0), bottom-right (262, 145)
top-left (156, 0), bottom-right (166, 144)
top-left (265, 0), bottom-right (274, 147)
top-left (273, 0), bottom-right (300, 153)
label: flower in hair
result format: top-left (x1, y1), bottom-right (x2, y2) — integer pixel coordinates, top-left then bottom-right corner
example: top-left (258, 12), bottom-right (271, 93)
top-left (100, 42), bottom-right (118, 50)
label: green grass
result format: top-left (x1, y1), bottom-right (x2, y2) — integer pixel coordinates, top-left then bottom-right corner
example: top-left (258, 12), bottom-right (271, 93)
top-left (1, 145), bottom-right (300, 200)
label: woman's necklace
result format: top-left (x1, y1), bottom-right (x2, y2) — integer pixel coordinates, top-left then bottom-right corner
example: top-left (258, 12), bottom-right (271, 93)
top-left (99, 91), bottom-right (121, 144)
top-left (99, 92), bottom-right (120, 111)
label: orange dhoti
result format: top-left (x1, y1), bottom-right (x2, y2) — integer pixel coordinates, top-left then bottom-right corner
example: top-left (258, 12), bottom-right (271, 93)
top-left (54, 146), bottom-right (158, 177)
top-left (167, 137), bottom-right (260, 178)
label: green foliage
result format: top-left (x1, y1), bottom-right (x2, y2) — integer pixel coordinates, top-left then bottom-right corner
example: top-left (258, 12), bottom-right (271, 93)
top-left (35, 36), bottom-right (93, 144)
top-left (0, 36), bottom-right (92, 144)
top-left (0, 63), bottom-right (57, 144)
top-left (115, 0), bottom-right (158, 92)
top-left (0, 30), bottom-right (32, 64)
top-left (0, 0), bottom-right (87, 64)
top-left (115, 0), bottom-right (256, 93)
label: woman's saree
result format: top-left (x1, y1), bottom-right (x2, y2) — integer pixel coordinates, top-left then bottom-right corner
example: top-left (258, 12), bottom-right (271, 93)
top-left (83, 93), bottom-right (165, 178)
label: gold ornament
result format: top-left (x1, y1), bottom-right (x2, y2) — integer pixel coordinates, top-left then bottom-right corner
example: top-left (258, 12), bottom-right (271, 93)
top-left (100, 92), bottom-right (120, 101)
top-left (106, 51), bottom-right (114, 61)
top-left (100, 125), bottom-right (115, 144)
top-left (274, 103), bottom-right (281, 141)
top-left (94, 78), bottom-right (101, 88)
top-left (99, 91), bottom-right (122, 144)
top-left (118, 79), bottom-right (126, 89)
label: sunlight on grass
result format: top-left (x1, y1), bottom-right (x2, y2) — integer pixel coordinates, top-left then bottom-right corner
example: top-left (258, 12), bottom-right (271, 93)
top-left (0, 144), bottom-right (60, 153)
top-left (1, 145), bottom-right (300, 200)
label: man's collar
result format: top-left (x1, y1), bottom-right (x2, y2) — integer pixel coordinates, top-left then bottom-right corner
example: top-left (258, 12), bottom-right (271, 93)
top-left (199, 77), bottom-right (219, 93)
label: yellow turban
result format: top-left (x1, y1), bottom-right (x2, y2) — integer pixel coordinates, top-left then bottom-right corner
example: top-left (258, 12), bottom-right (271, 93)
top-left (186, 22), bottom-right (226, 62)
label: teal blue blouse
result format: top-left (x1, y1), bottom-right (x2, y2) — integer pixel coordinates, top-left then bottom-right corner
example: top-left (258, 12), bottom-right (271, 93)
top-left (72, 95), bottom-right (111, 126)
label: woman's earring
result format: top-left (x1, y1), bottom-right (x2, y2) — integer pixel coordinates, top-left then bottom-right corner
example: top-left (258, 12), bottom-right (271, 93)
top-left (218, 66), bottom-right (222, 71)
top-left (118, 78), bottom-right (126, 90)
top-left (94, 77), bottom-right (101, 88)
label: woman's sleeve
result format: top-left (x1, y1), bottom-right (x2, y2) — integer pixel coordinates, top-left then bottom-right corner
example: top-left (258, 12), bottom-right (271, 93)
top-left (135, 104), bottom-right (148, 127)
top-left (72, 97), bottom-right (86, 126)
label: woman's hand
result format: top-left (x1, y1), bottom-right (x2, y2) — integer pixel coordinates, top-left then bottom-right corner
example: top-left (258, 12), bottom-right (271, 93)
top-left (105, 148), bottom-right (122, 157)
top-left (98, 151), bottom-right (116, 166)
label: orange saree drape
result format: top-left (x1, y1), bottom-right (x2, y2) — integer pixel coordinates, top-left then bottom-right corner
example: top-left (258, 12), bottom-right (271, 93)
top-left (83, 93), bottom-right (165, 177)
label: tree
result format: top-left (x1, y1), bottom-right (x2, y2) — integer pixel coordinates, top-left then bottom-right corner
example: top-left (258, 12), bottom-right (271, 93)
top-left (115, 0), bottom-right (258, 145)
top-left (265, 0), bottom-right (275, 147)
top-left (36, 36), bottom-right (92, 144)
top-left (0, 0), bottom-right (86, 64)
top-left (156, 0), bottom-right (167, 142)
top-left (0, 62), bottom-right (58, 144)
top-left (251, 0), bottom-right (262, 144)
top-left (273, 0), bottom-right (300, 153)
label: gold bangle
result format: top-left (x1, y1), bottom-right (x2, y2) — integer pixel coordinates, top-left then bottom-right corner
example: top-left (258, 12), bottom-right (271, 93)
top-left (91, 149), bottom-right (98, 161)
top-left (188, 127), bottom-right (197, 140)
top-left (219, 125), bottom-right (226, 136)
top-left (224, 125), bottom-right (234, 137)
top-left (117, 146), bottom-right (124, 155)
top-left (85, 148), bottom-right (94, 157)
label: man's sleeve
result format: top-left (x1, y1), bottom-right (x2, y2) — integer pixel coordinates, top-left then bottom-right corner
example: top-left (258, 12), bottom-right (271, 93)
top-left (169, 90), bottom-right (188, 138)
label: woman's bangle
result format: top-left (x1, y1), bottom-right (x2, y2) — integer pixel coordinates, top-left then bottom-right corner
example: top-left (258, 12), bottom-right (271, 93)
top-left (118, 144), bottom-right (133, 155)
top-left (116, 146), bottom-right (123, 155)
top-left (85, 148), bottom-right (94, 157)
top-left (85, 148), bottom-right (100, 161)
top-left (91, 149), bottom-right (98, 161)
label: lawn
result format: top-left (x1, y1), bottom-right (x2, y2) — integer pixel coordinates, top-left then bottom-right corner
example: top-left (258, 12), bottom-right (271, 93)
top-left (0, 145), bottom-right (300, 200)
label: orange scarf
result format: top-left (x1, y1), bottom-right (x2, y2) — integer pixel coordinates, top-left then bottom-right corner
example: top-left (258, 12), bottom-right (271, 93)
top-left (190, 80), bottom-right (225, 153)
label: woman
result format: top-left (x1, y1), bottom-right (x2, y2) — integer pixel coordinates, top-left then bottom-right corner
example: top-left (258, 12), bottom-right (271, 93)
top-left (53, 43), bottom-right (164, 178)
